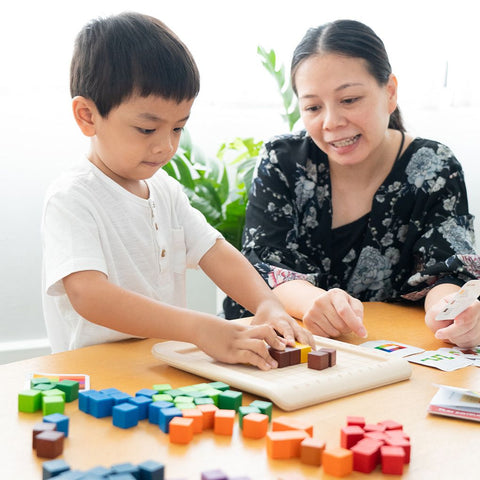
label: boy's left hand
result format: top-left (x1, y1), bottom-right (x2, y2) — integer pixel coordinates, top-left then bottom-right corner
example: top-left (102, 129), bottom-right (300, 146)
top-left (426, 295), bottom-right (480, 348)
top-left (251, 300), bottom-right (316, 349)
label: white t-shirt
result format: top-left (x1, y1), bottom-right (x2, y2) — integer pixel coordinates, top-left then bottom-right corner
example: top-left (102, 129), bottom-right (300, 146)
top-left (42, 160), bottom-right (222, 352)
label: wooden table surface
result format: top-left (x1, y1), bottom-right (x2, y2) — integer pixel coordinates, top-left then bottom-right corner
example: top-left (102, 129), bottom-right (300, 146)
top-left (2, 302), bottom-right (479, 479)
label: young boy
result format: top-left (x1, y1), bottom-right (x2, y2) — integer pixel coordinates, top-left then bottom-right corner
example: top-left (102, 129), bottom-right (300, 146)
top-left (41, 12), bottom-right (313, 370)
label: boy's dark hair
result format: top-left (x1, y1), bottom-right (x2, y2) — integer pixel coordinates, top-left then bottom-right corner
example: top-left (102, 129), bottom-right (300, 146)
top-left (70, 12), bottom-right (200, 117)
top-left (291, 19), bottom-right (405, 132)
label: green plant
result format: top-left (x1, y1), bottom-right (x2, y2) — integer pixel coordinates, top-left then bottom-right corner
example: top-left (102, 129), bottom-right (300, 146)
top-left (164, 47), bottom-right (299, 250)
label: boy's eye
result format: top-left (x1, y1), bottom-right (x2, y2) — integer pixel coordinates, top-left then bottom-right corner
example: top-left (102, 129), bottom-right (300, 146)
top-left (136, 127), bottom-right (156, 135)
top-left (173, 127), bottom-right (184, 134)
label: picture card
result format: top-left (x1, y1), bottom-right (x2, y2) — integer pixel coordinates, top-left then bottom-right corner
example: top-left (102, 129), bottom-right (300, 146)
top-left (407, 350), bottom-right (473, 371)
top-left (359, 340), bottom-right (424, 358)
top-left (435, 279), bottom-right (480, 321)
top-left (26, 372), bottom-right (90, 391)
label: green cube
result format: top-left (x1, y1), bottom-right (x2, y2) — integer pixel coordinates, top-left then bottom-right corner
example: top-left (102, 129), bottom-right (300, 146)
top-left (56, 380), bottom-right (79, 402)
top-left (203, 388), bottom-right (222, 406)
top-left (250, 400), bottom-right (273, 421)
top-left (152, 393), bottom-right (173, 402)
top-left (218, 390), bottom-right (243, 411)
top-left (152, 384), bottom-right (171, 393)
top-left (18, 389), bottom-right (42, 413)
top-left (42, 395), bottom-right (65, 415)
top-left (238, 405), bottom-right (261, 428)
top-left (42, 389), bottom-right (66, 401)
top-left (194, 397), bottom-right (214, 405)
top-left (208, 381), bottom-right (230, 391)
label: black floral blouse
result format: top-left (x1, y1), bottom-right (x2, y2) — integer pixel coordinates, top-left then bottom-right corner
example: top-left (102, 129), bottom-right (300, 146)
top-left (224, 130), bottom-right (480, 319)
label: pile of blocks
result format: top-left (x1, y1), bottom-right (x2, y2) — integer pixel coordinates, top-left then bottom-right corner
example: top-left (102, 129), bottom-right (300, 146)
top-left (268, 342), bottom-right (337, 370)
top-left (265, 414), bottom-right (410, 476)
top-left (33, 413), bottom-right (70, 458)
top-left (18, 378), bottom-right (79, 415)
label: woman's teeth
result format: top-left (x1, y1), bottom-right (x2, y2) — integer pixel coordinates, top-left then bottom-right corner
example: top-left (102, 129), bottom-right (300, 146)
top-left (332, 135), bottom-right (360, 147)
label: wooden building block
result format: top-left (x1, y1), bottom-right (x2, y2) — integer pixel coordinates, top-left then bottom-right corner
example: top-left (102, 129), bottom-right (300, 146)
top-left (364, 423), bottom-right (386, 433)
top-left (128, 395), bottom-right (152, 420)
top-left (181, 408), bottom-right (203, 433)
top-left (55, 380), bottom-right (79, 402)
top-left (322, 447), bottom-right (353, 477)
top-left (351, 438), bottom-right (382, 473)
top-left (364, 431), bottom-right (388, 443)
top-left (89, 392), bottom-right (114, 418)
top-left (135, 388), bottom-right (158, 398)
top-left (381, 445), bottom-right (405, 475)
top-left (238, 406), bottom-right (261, 428)
top-left (218, 390), bottom-right (243, 411)
top-left (295, 342), bottom-right (312, 363)
top-left (272, 415), bottom-right (314, 436)
top-left (268, 347), bottom-right (290, 368)
top-left (320, 348), bottom-right (337, 366)
top-left (214, 409), bottom-right (235, 436)
top-left (266, 430), bottom-right (309, 459)
top-left (378, 419), bottom-right (403, 431)
top-left (18, 389), bottom-right (42, 413)
top-left (42, 459), bottom-right (70, 478)
top-left (242, 413), bottom-right (269, 439)
top-left (385, 436), bottom-right (411, 463)
top-left (307, 350), bottom-right (330, 370)
top-left (197, 404), bottom-right (218, 429)
top-left (148, 401), bottom-right (174, 424)
top-left (169, 416), bottom-right (194, 444)
top-left (42, 396), bottom-right (65, 416)
top-left (158, 406), bottom-right (182, 433)
top-left (112, 403), bottom-right (139, 429)
top-left (249, 400), bottom-right (273, 421)
top-left (138, 459), bottom-right (165, 480)
top-left (300, 437), bottom-right (326, 466)
top-left (340, 425), bottom-right (364, 449)
top-left (152, 383), bottom-right (172, 393)
top-left (346, 415), bottom-right (366, 428)
top-left (43, 413), bottom-right (69, 437)
top-left (32, 422), bottom-right (56, 449)
top-left (284, 346), bottom-right (301, 365)
top-left (35, 430), bottom-right (65, 459)
top-left (208, 381), bottom-right (230, 391)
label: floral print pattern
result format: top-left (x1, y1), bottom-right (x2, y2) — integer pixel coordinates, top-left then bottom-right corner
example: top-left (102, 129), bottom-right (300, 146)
top-left (224, 131), bottom-right (480, 318)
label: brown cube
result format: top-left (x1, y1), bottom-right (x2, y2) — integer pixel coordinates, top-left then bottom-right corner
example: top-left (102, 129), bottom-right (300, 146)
top-left (308, 350), bottom-right (330, 370)
top-left (268, 347), bottom-right (290, 368)
top-left (301, 437), bottom-right (326, 465)
top-left (35, 430), bottom-right (65, 458)
top-left (285, 347), bottom-right (301, 366)
top-left (320, 348), bottom-right (337, 366)
top-left (32, 422), bottom-right (57, 449)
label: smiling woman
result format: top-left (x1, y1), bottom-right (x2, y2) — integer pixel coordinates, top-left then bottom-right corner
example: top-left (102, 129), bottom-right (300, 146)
top-left (0, 0), bottom-right (479, 362)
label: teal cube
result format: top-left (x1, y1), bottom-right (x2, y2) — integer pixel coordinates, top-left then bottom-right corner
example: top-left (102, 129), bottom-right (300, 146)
top-left (250, 400), bottom-right (273, 421)
top-left (238, 405), bottom-right (261, 428)
top-left (56, 380), bottom-right (80, 402)
top-left (218, 390), bottom-right (243, 411)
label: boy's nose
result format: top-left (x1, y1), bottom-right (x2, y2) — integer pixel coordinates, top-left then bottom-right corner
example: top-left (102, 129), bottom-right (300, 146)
top-left (152, 136), bottom-right (175, 156)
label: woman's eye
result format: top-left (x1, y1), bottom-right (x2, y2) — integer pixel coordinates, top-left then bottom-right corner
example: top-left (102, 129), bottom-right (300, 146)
top-left (342, 97), bottom-right (360, 105)
top-left (305, 105), bottom-right (321, 113)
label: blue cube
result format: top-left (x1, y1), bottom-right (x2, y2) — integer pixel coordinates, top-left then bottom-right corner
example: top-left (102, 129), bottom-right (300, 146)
top-left (111, 462), bottom-right (140, 478)
top-left (135, 388), bottom-right (158, 398)
top-left (109, 391), bottom-right (133, 405)
top-left (112, 403), bottom-right (139, 429)
top-left (42, 459), bottom-right (70, 478)
top-left (128, 395), bottom-right (151, 420)
top-left (158, 406), bottom-right (182, 433)
top-left (89, 392), bottom-right (114, 418)
top-left (43, 413), bottom-right (69, 437)
top-left (148, 401), bottom-right (174, 424)
top-left (138, 459), bottom-right (165, 480)
top-left (78, 389), bottom-right (97, 414)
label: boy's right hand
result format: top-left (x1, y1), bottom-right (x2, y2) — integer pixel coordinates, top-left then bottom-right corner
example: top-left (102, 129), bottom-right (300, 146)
top-left (196, 320), bottom-right (287, 371)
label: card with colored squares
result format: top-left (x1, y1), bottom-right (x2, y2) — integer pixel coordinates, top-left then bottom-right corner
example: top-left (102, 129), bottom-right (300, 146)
top-left (26, 372), bottom-right (90, 391)
top-left (152, 336), bottom-right (412, 411)
top-left (359, 340), bottom-right (424, 358)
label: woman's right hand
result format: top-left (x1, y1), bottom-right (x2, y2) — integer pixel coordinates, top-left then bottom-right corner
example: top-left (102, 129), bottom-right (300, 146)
top-left (302, 288), bottom-right (367, 339)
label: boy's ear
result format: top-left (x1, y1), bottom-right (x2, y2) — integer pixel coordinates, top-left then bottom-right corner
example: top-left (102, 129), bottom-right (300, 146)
top-left (72, 96), bottom-right (98, 137)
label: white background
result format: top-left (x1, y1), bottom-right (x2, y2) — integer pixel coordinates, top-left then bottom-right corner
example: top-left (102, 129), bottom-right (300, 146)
top-left (1, 0), bottom-right (479, 351)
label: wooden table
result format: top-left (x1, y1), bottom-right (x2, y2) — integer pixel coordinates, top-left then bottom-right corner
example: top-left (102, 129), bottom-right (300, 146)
top-left (2, 303), bottom-right (479, 479)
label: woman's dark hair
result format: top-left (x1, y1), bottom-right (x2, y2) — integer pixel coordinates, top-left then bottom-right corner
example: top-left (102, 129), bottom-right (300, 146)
top-left (291, 19), bottom-right (405, 132)
top-left (70, 12), bottom-right (200, 117)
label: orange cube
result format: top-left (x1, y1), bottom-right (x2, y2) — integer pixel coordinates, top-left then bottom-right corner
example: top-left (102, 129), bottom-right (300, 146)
top-left (242, 413), bottom-right (269, 439)
top-left (322, 447), bottom-right (353, 477)
top-left (272, 416), bottom-right (313, 436)
top-left (214, 409), bottom-right (235, 436)
top-left (181, 408), bottom-right (203, 433)
top-left (169, 417), bottom-right (194, 444)
top-left (197, 404), bottom-right (218, 430)
top-left (300, 437), bottom-right (326, 466)
top-left (266, 430), bottom-right (309, 459)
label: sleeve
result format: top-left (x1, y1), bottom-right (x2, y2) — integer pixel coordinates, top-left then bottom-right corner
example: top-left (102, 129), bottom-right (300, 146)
top-left (400, 147), bottom-right (480, 301)
top-left (42, 189), bottom-right (107, 296)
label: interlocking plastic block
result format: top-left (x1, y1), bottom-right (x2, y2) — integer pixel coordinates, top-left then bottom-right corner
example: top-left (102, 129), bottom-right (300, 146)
top-left (78, 389), bottom-right (97, 413)
top-left (169, 416), bottom-right (194, 444)
top-left (380, 445), bottom-right (405, 474)
top-left (272, 416), bottom-right (314, 436)
top-left (295, 342), bottom-right (312, 363)
top-left (346, 415), bottom-right (366, 428)
top-left (307, 350), bottom-right (330, 370)
top-left (158, 406), bottom-right (182, 433)
top-left (152, 383), bottom-right (172, 393)
top-left (197, 404), bottom-right (218, 429)
top-left (136, 388), bottom-right (158, 398)
top-left (89, 392), bottom-right (114, 418)
top-left (42, 458), bottom-right (70, 479)
top-left (249, 400), bottom-right (273, 421)
top-left (385, 436), bottom-right (411, 463)
top-left (35, 430), bottom-right (65, 459)
top-left (322, 447), bottom-right (353, 477)
top-left (268, 347), bottom-right (290, 368)
top-left (128, 395), bottom-right (152, 420)
top-left (42, 395), bottom-right (65, 415)
top-left (378, 419), bottom-right (403, 431)
top-left (44, 413), bottom-right (69, 437)
top-left (208, 381), bottom-right (230, 391)
top-left (56, 380), bottom-right (80, 402)
top-left (266, 430), bottom-right (309, 459)
top-left (138, 459), bottom-right (165, 480)
top-left (111, 462), bottom-right (140, 477)
top-left (33, 422), bottom-right (57, 449)
top-left (214, 409), bottom-right (236, 435)
top-left (218, 389), bottom-right (242, 411)
top-left (181, 408), bottom-right (203, 433)
top-left (340, 425), bottom-right (364, 449)
top-left (351, 438), bottom-right (382, 473)
top-left (18, 389), bottom-right (42, 412)
top-left (113, 403), bottom-right (139, 429)
top-left (242, 413), bottom-right (269, 439)
top-left (201, 469), bottom-right (228, 480)
top-left (238, 406), bottom-right (261, 428)
top-left (300, 437), bottom-right (326, 466)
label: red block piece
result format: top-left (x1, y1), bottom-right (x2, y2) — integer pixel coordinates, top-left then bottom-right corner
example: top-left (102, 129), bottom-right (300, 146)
top-left (364, 423), bottom-right (386, 433)
top-left (351, 439), bottom-right (382, 473)
top-left (340, 425), bottom-right (364, 449)
top-left (381, 445), bottom-right (405, 475)
top-left (364, 431), bottom-right (388, 444)
top-left (385, 436), bottom-right (411, 463)
top-left (346, 415), bottom-right (365, 428)
top-left (378, 419), bottom-right (403, 431)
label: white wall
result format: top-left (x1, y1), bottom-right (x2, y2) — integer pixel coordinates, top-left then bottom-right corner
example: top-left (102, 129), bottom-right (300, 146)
top-left (1, 0), bottom-right (479, 362)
